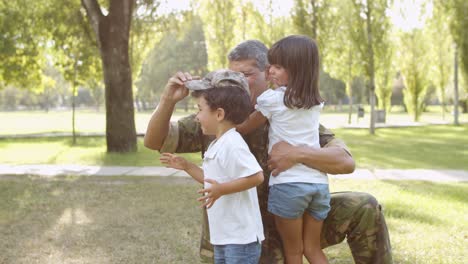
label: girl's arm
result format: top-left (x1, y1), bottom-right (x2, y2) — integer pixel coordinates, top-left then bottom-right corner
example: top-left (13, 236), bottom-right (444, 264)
top-left (197, 171), bottom-right (264, 208)
top-left (160, 153), bottom-right (204, 184)
top-left (236, 110), bottom-right (268, 135)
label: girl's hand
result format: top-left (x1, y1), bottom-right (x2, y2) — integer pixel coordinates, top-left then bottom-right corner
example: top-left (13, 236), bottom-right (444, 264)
top-left (159, 153), bottom-right (188, 170)
top-left (197, 179), bottom-right (223, 209)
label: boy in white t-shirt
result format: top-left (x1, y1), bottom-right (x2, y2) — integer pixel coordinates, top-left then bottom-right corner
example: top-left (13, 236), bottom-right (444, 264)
top-left (160, 70), bottom-right (264, 264)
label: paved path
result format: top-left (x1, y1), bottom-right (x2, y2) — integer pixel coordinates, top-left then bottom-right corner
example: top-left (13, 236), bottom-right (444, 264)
top-left (1, 164), bottom-right (467, 182)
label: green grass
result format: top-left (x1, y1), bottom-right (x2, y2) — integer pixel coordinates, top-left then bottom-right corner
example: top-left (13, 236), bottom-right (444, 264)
top-left (0, 137), bottom-right (201, 166)
top-left (0, 109), bottom-right (192, 135)
top-left (333, 125), bottom-right (468, 170)
top-left (0, 176), bottom-right (466, 263)
top-left (1, 108), bottom-right (466, 135)
top-left (1, 125), bottom-right (467, 170)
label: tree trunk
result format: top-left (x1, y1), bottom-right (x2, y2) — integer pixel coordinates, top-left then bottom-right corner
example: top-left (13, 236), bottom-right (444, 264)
top-left (366, 1), bottom-right (376, 134)
top-left (454, 44), bottom-right (459, 125)
top-left (82, 0), bottom-right (137, 152)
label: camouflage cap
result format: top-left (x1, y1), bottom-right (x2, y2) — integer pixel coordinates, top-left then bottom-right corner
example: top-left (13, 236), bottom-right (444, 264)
top-left (184, 69), bottom-right (250, 95)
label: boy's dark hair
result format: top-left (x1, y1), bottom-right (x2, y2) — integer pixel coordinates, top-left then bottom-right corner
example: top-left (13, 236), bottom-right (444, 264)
top-left (268, 35), bottom-right (323, 109)
top-left (192, 86), bottom-right (252, 125)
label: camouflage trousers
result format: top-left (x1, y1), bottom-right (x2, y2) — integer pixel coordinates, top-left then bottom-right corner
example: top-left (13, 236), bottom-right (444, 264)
top-left (200, 191), bottom-right (393, 264)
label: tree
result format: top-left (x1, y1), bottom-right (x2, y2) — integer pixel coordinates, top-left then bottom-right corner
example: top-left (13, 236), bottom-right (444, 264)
top-left (136, 13), bottom-right (208, 110)
top-left (350, 0), bottom-right (392, 133)
top-left (442, 0), bottom-right (468, 91)
top-left (322, 0), bottom-right (363, 124)
top-left (374, 35), bottom-right (394, 114)
top-left (199, 0), bottom-right (237, 69)
top-left (428, 0), bottom-right (453, 119)
top-left (399, 29), bottom-right (430, 122)
top-left (79, 0), bottom-right (138, 152)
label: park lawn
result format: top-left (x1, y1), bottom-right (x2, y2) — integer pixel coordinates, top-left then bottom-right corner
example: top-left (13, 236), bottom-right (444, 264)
top-left (333, 124), bottom-right (468, 170)
top-left (1, 108), bottom-right (466, 135)
top-left (0, 176), bottom-right (466, 264)
top-left (1, 125), bottom-right (467, 170)
top-left (0, 137), bottom-right (201, 167)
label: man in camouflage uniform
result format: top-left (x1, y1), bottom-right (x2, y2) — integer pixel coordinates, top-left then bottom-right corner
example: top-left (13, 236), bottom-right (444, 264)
top-left (144, 40), bottom-right (393, 264)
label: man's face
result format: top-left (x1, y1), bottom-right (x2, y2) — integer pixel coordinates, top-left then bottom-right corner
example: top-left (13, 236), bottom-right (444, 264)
top-left (229, 59), bottom-right (268, 104)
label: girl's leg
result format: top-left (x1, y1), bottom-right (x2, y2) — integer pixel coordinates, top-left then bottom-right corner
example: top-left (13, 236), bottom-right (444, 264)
top-left (274, 215), bottom-right (304, 264)
top-left (303, 213), bottom-right (328, 264)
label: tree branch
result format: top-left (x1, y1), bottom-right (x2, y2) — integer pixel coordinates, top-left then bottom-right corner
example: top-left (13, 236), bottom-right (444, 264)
top-left (81, 0), bottom-right (103, 38)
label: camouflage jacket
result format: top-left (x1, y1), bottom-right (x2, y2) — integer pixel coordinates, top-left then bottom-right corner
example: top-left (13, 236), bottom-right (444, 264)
top-left (159, 114), bottom-right (392, 264)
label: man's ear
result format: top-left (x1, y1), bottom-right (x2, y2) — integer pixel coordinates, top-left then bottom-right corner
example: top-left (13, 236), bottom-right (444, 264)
top-left (216, 108), bottom-right (225, 121)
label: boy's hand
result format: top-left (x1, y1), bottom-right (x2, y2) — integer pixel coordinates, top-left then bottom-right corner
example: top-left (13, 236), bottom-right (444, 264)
top-left (160, 153), bottom-right (188, 170)
top-left (197, 179), bottom-right (223, 209)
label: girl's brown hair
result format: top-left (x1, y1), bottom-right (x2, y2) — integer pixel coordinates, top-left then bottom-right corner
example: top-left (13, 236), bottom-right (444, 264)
top-left (268, 35), bottom-right (323, 109)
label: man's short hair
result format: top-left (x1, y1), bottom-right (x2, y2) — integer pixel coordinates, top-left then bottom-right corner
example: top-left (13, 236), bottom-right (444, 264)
top-left (192, 86), bottom-right (252, 125)
top-left (227, 40), bottom-right (269, 71)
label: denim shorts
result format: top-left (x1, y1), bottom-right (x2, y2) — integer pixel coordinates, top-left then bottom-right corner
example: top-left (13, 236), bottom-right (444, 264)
top-left (213, 241), bottom-right (261, 264)
top-left (268, 182), bottom-right (331, 220)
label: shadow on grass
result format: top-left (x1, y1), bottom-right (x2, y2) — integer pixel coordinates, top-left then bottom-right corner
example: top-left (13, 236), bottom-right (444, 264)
top-left (0, 175), bottom-right (203, 264)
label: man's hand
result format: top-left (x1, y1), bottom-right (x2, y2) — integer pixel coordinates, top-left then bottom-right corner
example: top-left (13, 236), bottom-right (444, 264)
top-left (268, 141), bottom-right (299, 176)
top-left (197, 179), bottom-right (223, 209)
top-left (160, 153), bottom-right (188, 170)
top-left (162, 72), bottom-right (198, 103)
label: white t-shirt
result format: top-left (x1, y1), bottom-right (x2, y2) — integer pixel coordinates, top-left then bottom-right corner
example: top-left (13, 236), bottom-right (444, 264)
top-left (203, 128), bottom-right (264, 245)
top-left (255, 87), bottom-right (328, 185)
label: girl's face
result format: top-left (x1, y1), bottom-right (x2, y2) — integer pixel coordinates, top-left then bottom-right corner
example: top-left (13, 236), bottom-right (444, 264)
top-left (195, 96), bottom-right (218, 135)
top-left (268, 64), bottom-right (289, 87)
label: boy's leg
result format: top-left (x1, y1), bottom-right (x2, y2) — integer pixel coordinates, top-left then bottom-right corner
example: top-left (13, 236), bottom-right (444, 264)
top-left (213, 245), bottom-right (226, 264)
top-left (303, 214), bottom-right (328, 264)
top-left (223, 242), bottom-right (261, 264)
top-left (320, 192), bottom-right (393, 264)
top-left (274, 215), bottom-right (304, 264)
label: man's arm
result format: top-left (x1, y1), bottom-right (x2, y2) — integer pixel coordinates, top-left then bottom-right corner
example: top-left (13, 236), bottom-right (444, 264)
top-left (268, 125), bottom-right (355, 175)
top-left (268, 141), bottom-right (355, 175)
top-left (144, 72), bottom-right (194, 151)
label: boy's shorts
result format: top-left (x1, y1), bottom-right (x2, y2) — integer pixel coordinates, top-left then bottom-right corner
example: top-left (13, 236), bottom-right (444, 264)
top-left (268, 182), bottom-right (331, 220)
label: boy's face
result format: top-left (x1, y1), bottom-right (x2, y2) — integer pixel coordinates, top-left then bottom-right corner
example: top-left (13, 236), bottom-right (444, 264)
top-left (195, 96), bottom-right (218, 136)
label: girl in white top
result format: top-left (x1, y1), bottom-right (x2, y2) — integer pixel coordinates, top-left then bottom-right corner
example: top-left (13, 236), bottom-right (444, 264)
top-left (237, 35), bottom-right (330, 264)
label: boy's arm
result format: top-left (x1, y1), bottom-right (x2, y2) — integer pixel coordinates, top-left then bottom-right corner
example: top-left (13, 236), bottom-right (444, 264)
top-left (184, 162), bottom-right (205, 184)
top-left (197, 171), bottom-right (264, 208)
top-left (160, 153), bottom-right (204, 184)
top-left (236, 111), bottom-right (268, 135)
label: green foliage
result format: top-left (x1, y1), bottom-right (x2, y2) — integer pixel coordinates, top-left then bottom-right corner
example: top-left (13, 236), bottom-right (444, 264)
top-left (200, 0), bottom-right (237, 69)
top-left (291, 0), bottom-right (335, 56)
top-left (319, 70), bottom-right (347, 104)
top-left (441, 0), bottom-right (468, 93)
top-left (0, 0), bottom-right (45, 88)
top-left (399, 29), bottom-right (430, 122)
top-left (428, 1), bottom-right (453, 118)
top-left (136, 13), bottom-right (208, 109)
